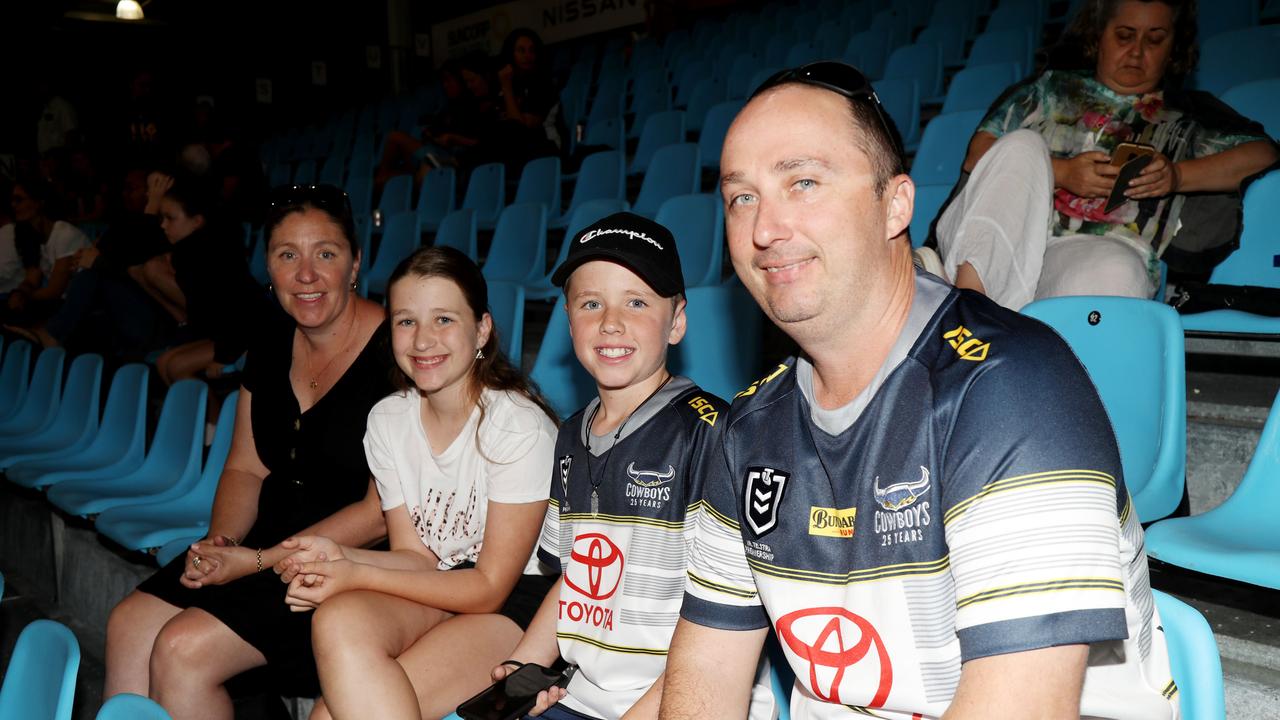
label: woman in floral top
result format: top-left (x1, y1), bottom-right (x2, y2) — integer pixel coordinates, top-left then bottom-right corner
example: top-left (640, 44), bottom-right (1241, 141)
top-left (932, 0), bottom-right (1277, 310)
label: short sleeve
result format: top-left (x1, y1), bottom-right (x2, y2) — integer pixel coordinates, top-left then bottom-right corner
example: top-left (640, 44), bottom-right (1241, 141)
top-left (363, 400), bottom-right (405, 511)
top-left (481, 393), bottom-right (557, 504)
top-left (537, 426), bottom-right (571, 569)
top-left (940, 329), bottom-right (1129, 662)
top-left (50, 223), bottom-right (90, 260)
top-left (680, 418), bottom-right (770, 631)
top-left (977, 72), bottom-right (1046, 138)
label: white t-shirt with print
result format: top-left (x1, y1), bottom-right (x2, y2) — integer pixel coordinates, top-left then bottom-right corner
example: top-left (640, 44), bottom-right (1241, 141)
top-left (364, 387), bottom-right (558, 574)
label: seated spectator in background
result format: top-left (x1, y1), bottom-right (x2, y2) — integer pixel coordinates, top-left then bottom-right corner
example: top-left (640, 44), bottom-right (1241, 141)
top-left (105, 184), bottom-right (392, 717)
top-left (36, 76), bottom-right (78, 157)
top-left (1, 176), bottom-right (90, 328)
top-left (0, 222), bottom-right (43, 303)
top-left (152, 176), bottom-right (273, 385)
top-left (494, 28), bottom-right (562, 167)
top-left (6, 168), bottom-right (174, 357)
top-left (280, 246), bottom-right (559, 720)
top-left (932, 0), bottom-right (1279, 309)
top-left (493, 214), bottom-right (776, 720)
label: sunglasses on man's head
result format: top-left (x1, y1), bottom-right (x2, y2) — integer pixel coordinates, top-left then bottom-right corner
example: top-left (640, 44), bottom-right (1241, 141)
top-left (751, 61), bottom-right (905, 161)
top-left (267, 184), bottom-right (352, 215)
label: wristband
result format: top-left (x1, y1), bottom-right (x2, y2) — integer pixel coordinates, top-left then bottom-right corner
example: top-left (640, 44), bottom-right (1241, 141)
top-left (256, 548), bottom-right (264, 573)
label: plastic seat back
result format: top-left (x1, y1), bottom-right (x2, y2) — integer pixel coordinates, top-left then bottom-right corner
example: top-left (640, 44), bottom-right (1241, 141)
top-left (179, 388), bottom-right (239, 521)
top-left (379, 174), bottom-right (414, 215)
top-left (986, 1), bottom-right (1042, 35)
top-left (942, 62), bottom-right (1022, 114)
top-left (366, 211), bottom-right (419, 296)
top-left (1152, 590), bottom-right (1226, 720)
top-left (97, 693), bottom-right (173, 720)
top-left (0, 347), bottom-right (64, 436)
top-left (1021, 297), bottom-right (1186, 522)
top-left (1197, 0), bottom-right (1260, 43)
top-left (462, 163), bottom-right (506, 230)
top-left (515, 157), bottom-right (562, 216)
top-left (843, 30), bottom-right (889, 79)
top-left (634, 143), bottom-right (700, 219)
top-left (918, 23), bottom-right (965, 66)
top-left (685, 78), bottom-right (726, 134)
top-left (727, 53), bottom-right (764, 100)
top-left (911, 110), bottom-right (986, 185)
top-left (908, 184), bottom-right (952, 248)
top-left (631, 111), bottom-right (686, 176)
top-left (698, 100), bottom-right (746, 171)
top-left (319, 156), bottom-right (345, 186)
top-left (1222, 81), bottom-right (1280, 154)
top-left (417, 167), bottom-right (457, 232)
top-left (487, 281), bottom-right (526, 362)
top-left (434, 208), bottom-right (478, 261)
top-left (560, 151), bottom-right (625, 225)
top-left (125, 379), bottom-right (208, 499)
top-left (268, 163), bottom-right (291, 189)
top-left (0, 619), bottom-right (80, 720)
top-left (656, 194), bottom-right (723, 288)
top-left (529, 302), bottom-right (599, 419)
top-left (292, 159), bottom-right (317, 186)
top-left (627, 86), bottom-right (671, 141)
top-left (483, 203), bottom-right (548, 285)
top-left (584, 115), bottom-right (625, 151)
top-left (0, 339), bottom-right (32, 422)
top-left (875, 77), bottom-right (921, 148)
top-left (0, 353), bottom-right (101, 463)
top-left (670, 282), bottom-right (765, 401)
top-left (588, 80), bottom-right (625, 122)
top-left (883, 42), bottom-right (942, 100)
top-left (968, 28), bottom-right (1032, 72)
top-left (1206, 170), bottom-right (1280, 289)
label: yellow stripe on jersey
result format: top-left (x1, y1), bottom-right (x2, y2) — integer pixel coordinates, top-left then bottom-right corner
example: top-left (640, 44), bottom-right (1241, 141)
top-left (692, 499), bottom-right (741, 531)
top-left (687, 571), bottom-right (758, 600)
top-left (1161, 679), bottom-right (1178, 699)
top-left (845, 706), bottom-right (892, 718)
top-left (955, 577), bottom-right (1125, 610)
top-left (943, 469), bottom-right (1117, 525)
top-left (746, 555), bottom-right (951, 585)
top-left (559, 511), bottom-right (686, 532)
top-left (556, 632), bottom-right (670, 657)
top-left (1119, 493), bottom-right (1133, 525)
top-left (549, 497), bottom-right (560, 509)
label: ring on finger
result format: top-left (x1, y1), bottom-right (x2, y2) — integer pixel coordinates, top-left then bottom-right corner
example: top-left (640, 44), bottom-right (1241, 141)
top-left (192, 555), bottom-right (203, 568)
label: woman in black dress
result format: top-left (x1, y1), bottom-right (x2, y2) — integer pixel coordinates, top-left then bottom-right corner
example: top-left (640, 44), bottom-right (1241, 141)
top-left (103, 184), bottom-right (393, 718)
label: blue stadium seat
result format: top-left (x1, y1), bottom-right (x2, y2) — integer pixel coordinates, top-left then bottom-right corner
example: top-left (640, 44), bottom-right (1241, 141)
top-left (483, 203), bottom-right (549, 286)
top-left (47, 379), bottom-right (207, 518)
top-left (942, 62), bottom-right (1022, 114)
top-left (461, 162), bottom-right (506, 231)
top-left (515, 156), bottom-right (562, 217)
top-left (1151, 590), bottom-right (1227, 720)
top-left (587, 80), bottom-right (626, 122)
top-left (1180, 171), bottom-right (1280, 334)
top-left (910, 110), bottom-right (986, 185)
top-left (814, 24), bottom-right (848, 58)
top-left (1021, 297), bottom-right (1186, 523)
top-left (0, 339), bottom-right (32, 423)
top-left (876, 78), bottom-right (921, 151)
top-left (869, 8), bottom-right (912, 53)
top-left (968, 28), bottom-right (1035, 78)
top-left (0, 347), bottom-right (64, 438)
top-left (727, 53), bottom-right (765, 100)
top-left (883, 42), bottom-right (943, 104)
top-left (268, 163), bottom-right (291, 189)
top-left (670, 282), bottom-right (764, 402)
top-left (630, 111), bottom-right (686, 176)
top-left (583, 115), bottom-right (625, 153)
top-left (346, 174), bottom-right (374, 221)
top-left (656, 193), bottom-right (724, 289)
top-left (764, 33), bottom-right (795, 67)
top-left (698, 100), bottom-right (745, 172)
top-left (417, 167), bottom-right (456, 233)
top-left (97, 693), bottom-right (173, 720)
top-left (918, 23), bottom-right (966, 67)
top-left (843, 30), bottom-right (889, 79)
top-left (1222, 79), bottom-right (1280, 141)
top-left (1192, 26), bottom-right (1280, 95)
top-left (0, 619), bottom-right (80, 720)
top-left (486, 282), bottom-right (526, 362)
top-left (0, 353), bottom-right (101, 470)
top-left (627, 86), bottom-right (672, 142)
top-left (379, 174), bottom-right (414, 215)
top-left (552, 151), bottom-right (624, 230)
top-left (7, 364), bottom-right (149, 490)
top-left (1146, 387), bottom-right (1280, 590)
top-left (673, 60), bottom-right (713, 110)
top-left (1197, 0), bottom-right (1260, 43)
top-left (365, 211), bottom-right (419, 297)
top-left (527, 199), bottom-right (631, 301)
top-left (685, 78), bottom-right (727, 134)
top-left (292, 159), bottom-right (317, 186)
top-left (529, 302), bottom-right (598, 419)
top-left (433, 208), bottom-right (478, 261)
top-left (249, 227), bottom-right (270, 286)
top-left (908, 184), bottom-right (953, 249)
top-left (985, 0), bottom-right (1043, 37)
top-left (633, 143), bottom-right (700, 220)
top-left (95, 390), bottom-right (239, 555)
top-left (927, 0), bottom-right (980, 40)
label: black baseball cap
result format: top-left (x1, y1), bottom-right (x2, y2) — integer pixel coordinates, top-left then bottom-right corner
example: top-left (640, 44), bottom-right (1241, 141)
top-left (551, 212), bottom-right (685, 298)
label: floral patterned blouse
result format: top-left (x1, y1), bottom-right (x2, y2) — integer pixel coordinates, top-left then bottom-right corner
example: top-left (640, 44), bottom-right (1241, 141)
top-left (979, 69), bottom-right (1265, 274)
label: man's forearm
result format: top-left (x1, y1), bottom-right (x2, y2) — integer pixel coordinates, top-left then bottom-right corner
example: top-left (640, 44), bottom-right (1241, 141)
top-left (658, 620), bottom-right (765, 720)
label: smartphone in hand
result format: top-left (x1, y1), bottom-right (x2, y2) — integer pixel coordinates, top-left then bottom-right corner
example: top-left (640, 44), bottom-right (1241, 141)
top-left (1104, 154), bottom-right (1154, 213)
top-left (456, 663), bottom-right (577, 720)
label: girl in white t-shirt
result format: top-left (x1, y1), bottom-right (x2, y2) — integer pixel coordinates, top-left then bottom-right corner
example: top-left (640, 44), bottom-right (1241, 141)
top-left (281, 246), bottom-right (559, 720)
top-left (2, 179), bottom-right (89, 327)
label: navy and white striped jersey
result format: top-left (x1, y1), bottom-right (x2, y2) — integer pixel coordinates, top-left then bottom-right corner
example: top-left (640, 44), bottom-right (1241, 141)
top-left (683, 272), bottom-right (1177, 719)
top-left (538, 376), bottom-right (775, 720)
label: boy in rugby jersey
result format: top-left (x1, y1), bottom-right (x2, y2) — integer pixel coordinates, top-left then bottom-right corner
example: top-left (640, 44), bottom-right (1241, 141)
top-left (489, 212), bottom-right (775, 720)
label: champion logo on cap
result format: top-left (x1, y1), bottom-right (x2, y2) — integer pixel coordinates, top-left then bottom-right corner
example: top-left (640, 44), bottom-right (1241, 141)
top-left (579, 227), bottom-right (664, 251)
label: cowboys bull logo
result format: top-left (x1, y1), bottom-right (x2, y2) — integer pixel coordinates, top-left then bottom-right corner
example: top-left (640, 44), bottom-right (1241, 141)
top-left (873, 466), bottom-right (931, 511)
top-left (745, 466), bottom-right (789, 538)
top-left (627, 462), bottom-right (675, 487)
top-left (776, 607), bottom-right (893, 708)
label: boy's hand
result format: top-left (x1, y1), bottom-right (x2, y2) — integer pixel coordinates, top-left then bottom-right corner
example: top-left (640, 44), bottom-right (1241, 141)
top-left (488, 663), bottom-right (568, 717)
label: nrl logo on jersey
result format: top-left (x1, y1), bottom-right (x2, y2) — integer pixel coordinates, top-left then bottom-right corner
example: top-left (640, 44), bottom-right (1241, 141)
top-left (558, 455), bottom-right (572, 510)
top-left (873, 466), bottom-right (932, 548)
top-left (745, 466), bottom-right (789, 538)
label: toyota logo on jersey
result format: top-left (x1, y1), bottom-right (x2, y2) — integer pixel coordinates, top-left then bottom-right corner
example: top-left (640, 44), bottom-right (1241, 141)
top-left (776, 607), bottom-right (894, 708)
top-left (565, 532), bottom-right (625, 600)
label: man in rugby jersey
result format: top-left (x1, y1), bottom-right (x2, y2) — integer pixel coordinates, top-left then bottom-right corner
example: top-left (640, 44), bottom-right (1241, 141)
top-left (659, 63), bottom-right (1178, 720)
top-left (491, 213), bottom-right (775, 720)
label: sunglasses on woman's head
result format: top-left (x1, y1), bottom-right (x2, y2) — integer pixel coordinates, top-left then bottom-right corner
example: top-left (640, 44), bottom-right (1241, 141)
top-left (751, 61), bottom-right (906, 161)
top-left (267, 184), bottom-right (352, 215)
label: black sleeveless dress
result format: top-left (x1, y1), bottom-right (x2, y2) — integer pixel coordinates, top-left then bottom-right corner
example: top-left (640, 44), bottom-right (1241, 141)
top-left (138, 316), bottom-right (394, 695)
